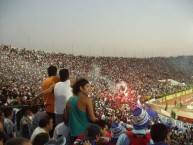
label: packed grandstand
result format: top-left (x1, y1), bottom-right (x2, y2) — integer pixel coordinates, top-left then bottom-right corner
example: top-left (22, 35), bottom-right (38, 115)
top-left (0, 44), bottom-right (193, 145)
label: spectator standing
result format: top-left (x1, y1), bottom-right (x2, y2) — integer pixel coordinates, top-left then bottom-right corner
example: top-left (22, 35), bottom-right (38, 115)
top-left (42, 65), bottom-right (59, 136)
top-left (65, 78), bottom-right (96, 141)
top-left (54, 69), bottom-right (73, 125)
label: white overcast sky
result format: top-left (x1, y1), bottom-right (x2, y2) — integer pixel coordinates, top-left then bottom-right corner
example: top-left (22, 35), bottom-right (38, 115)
top-left (0, 0), bottom-right (193, 57)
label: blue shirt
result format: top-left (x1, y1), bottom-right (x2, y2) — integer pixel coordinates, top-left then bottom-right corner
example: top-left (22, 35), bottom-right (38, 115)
top-left (116, 129), bottom-right (154, 145)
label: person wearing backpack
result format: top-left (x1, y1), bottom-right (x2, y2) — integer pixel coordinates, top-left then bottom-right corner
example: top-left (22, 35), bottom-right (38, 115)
top-left (116, 107), bottom-right (153, 145)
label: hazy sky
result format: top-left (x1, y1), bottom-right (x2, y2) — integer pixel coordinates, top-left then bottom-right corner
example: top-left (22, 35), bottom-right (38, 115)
top-left (0, 0), bottom-right (193, 57)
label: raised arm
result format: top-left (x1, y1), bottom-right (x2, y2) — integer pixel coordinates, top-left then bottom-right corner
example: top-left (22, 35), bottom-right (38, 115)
top-left (26, 84), bottom-right (55, 102)
top-left (42, 84), bottom-right (55, 95)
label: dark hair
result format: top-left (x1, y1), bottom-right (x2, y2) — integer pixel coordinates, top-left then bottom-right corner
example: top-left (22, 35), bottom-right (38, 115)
top-left (4, 108), bottom-right (13, 118)
top-left (72, 78), bottom-right (89, 95)
top-left (23, 107), bottom-right (31, 116)
top-left (5, 137), bottom-right (30, 145)
top-left (30, 106), bottom-right (39, 114)
top-left (59, 69), bottom-right (69, 82)
top-left (85, 124), bottom-right (101, 141)
top-left (150, 123), bottom-right (168, 143)
top-left (32, 133), bottom-right (49, 145)
top-left (47, 65), bottom-right (57, 77)
top-left (38, 115), bottom-right (52, 128)
top-left (95, 120), bottom-right (108, 130)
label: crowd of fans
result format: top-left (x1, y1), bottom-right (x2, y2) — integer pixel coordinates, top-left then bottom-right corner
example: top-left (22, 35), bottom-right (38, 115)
top-left (0, 44), bottom-right (193, 145)
top-left (1, 44), bottom-right (193, 105)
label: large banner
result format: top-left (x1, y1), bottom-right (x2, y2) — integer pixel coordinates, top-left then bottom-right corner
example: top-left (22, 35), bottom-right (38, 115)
top-left (158, 88), bottom-right (193, 103)
top-left (158, 114), bottom-right (192, 130)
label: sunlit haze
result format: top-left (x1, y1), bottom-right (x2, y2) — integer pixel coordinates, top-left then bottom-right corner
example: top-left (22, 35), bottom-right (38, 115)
top-left (0, 0), bottom-right (193, 57)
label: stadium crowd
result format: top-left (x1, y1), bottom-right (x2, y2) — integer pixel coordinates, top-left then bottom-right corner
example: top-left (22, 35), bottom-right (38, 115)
top-left (0, 44), bottom-right (193, 145)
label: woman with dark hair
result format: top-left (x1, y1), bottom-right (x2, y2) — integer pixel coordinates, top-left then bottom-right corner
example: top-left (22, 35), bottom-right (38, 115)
top-left (65, 78), bottom-right (97, 142)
